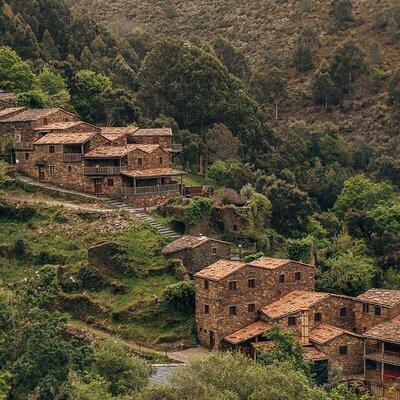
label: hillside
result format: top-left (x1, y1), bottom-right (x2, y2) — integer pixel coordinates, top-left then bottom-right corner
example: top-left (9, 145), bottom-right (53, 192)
top-left (70, 0), bottom-right (400, 147)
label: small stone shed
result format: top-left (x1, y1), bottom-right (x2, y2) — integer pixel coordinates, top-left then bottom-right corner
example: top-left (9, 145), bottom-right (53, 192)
top-left (162, 235), bottom-right (231, 274)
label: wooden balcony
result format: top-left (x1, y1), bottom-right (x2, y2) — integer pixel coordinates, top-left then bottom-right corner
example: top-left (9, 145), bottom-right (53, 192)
top-left (62, 153), bottom-right (82, 162)
top-left (117, 183), bottom-right (181, 196)
top-left (365, 347), bottom-right (400, 366)
top-left (14, 142), bottom-right (34, 151)
top-left (84, 166), bottom-right (127, 175)
top-left (365, 370), bottom-right (400, 386)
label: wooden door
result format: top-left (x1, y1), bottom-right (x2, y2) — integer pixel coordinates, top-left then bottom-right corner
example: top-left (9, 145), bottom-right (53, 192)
top-left (209, 331), bottom-right (216, 348)
top-left (38, 166), bottom-right (45, 181)
top-left (94, 179), bottom-right (102, 196)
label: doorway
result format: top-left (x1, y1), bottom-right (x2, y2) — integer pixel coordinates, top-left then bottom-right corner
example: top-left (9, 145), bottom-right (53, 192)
top-left (38, 166), bottom-right (46, 181)
top-left (209, 331), bottom-right (216, 348)
top-left (94, 179), bottom-right (102, 196)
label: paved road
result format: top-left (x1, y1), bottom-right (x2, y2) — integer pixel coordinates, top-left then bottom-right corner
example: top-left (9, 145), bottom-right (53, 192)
top-left (15, 174), bottom-right (181, 239)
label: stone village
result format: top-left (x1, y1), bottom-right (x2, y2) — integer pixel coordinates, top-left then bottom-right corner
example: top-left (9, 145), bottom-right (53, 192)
top-left (1, 99), bottom-right (400, 399)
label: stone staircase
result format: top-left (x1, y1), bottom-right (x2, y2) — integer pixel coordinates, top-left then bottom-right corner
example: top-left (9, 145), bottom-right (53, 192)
top-left (15, 174), bottom-right (181, 239)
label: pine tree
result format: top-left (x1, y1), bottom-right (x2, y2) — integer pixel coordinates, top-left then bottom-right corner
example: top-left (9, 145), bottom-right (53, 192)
top-left (312, 69), bottom-right (340, 107)
top-left (293, 42), bottom-right (314, 73)
top-left (41, 29), bottom-right (60, 60)
top-left (80, 46), bottom-right (93, 69)
top-left (329, 0), bottom-right (354, 29)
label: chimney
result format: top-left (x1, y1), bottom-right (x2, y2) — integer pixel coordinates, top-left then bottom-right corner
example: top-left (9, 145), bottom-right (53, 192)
top-left (309, 238), bottom-right (316, 267)
top-left (300, 308), bottom-right (310, 346)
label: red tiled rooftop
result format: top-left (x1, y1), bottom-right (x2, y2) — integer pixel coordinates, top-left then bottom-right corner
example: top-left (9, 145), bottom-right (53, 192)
top-left (309, 324), bottom-right (347, 345)
top-left (134, 128), bottom-right (172, 137)
top-left (162, 235), bottom-right (228, 255)
top-left (248, 257), bottom-right (313, 270)
top-left (260, 291), bottom-right (329, 319)
top-left (303, 346), bottom-right (329, 361)
top-left (0, 107), bottom-right (27, 119)
top-left (194, 259), bottom-right (245, 281)
top-left (34, 121), bottom-right (97, 132)
top-left (84, 144), bottom-right (160, 158)
top-left (0, 92), bottom-right (17, 103)
top-left (121, 168), bottom-right (184, 179)
top-left (224, 321), bottom-right (269, 345)
top-left (363, 317), bottom-right (400, 344)
top-left (0, 108), bottom-right (74, 122)
top-left (100, 127), bottom-right (139, 141)
top-left (356, 289), bottom-right (400, 308)
top-left (34, 132), bottom-right (95, 145)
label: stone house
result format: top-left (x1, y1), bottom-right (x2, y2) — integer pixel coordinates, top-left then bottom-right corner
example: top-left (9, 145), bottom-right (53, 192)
top-left (195, 257), bottom-right (315, 348)
top-left (162, 235), bottom-right (231, 274)
top-left (0, 92), bottom-right (17, 110)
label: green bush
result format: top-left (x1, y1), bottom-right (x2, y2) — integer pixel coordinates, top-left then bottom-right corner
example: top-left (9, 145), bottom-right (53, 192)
top-left (160, 281), bottom-right (195, 314)
top-left (77, 265), bottom-right (107, 290)
top-left (0, 203), bottom-right (37, 222)
top-left (13, 237), bottom-right (29, 259)
top-left (285, 237), bottom-right (313, 263)
top-left (183, 197), bottom-right (212, 226)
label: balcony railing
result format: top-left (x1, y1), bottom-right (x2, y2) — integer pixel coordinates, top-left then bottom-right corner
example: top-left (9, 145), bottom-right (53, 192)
top-left (365, 370), bottom-right (400, 385)
top-left (365, 347), bottom-right (400, 365)
top-left (117, 183), bottom-right (181, 196)
top-left (84, 166), bottom-right (127, 175)
top-left (62, 153), bottom-right (82, 162)
top-left (14, 142), bottom-right (34, 151)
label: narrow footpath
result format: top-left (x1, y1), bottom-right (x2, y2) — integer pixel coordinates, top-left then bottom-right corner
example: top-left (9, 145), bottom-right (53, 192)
top-left (15, 174), bottom-right (181, 239)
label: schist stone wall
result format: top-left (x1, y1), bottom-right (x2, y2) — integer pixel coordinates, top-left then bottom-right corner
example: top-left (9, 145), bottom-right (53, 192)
top-left (134, 136), bottom-right (171, 148)
top-left (168, 241), bottom-right (231, 275)
top-left (196, 262), bottom-right (315, 347)
top-left (126, 147), bottom-right (172, 170)
top-left (354, 301), bottom-right (400, 333)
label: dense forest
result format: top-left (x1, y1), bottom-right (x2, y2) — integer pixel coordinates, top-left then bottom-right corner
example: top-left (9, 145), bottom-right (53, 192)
top-left (1, 0), bottom-right (400, 398)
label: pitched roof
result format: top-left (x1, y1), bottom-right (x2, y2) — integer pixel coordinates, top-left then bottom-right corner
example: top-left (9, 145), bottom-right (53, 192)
top-left (162, 235), bottom-right (229, 255)
top-left (121, 167), bottom-right (184, 179)
top-left (248, 257), bottom-right (313, 270)
top-left (34, 121), bottom-right (98, 132)
top-left (0, 108), bottom-right (73, 123)
top-left (34, 132), bottom-right (95, 145)
top-left (309, 324), bottom-right (362, 345)
top-left (194, 259), bottom-right (245, 281)
top-left (0, 92), bottom-right (17, 103)
top-left (0, 107), bottom-right (27, 120)
top-left (84, 144), bottom-right (160, 158)
top-left (100, 127), bottom-right (139, 141)
top-left (134, 128), bottom-right (172, 137)
top-left (363, 317), bottom-right (400, 344)
top-left (356, 289), bottom-right (400, 308)
top-left (223, 321), bottom-right (269, 344)
top-left (303, 346), bottom-right (329, 361)
top-left (260, 291), bottom-right (330, 319)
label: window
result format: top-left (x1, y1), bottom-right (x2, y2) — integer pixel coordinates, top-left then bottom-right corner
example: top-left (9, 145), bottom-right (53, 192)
top-left (24, 152), bottom-right (29, 160)
top-left (67, 165), bottom-right (73, 173)
top-left (43, 118), bottom-right (48, 125)
top-left (107, 178), bottom-right (114, 187)
top-left (363, 304), bottom-right (369, 314)
top-left (212, 247), bottom-right (217, 255)
top-left (49, 166), bottom-right (55, 173)
top-left (375, 306), bottom-right (381, 316)
top-left (229, 306), bottom-right (237, 316)
top-left (314, 312), bottom-right (322, 322)
top-left (248, 303), bottom-right (255, 312)
top-left (278, 274), bottom-right (285, 283)
top-left (294, 272), bottom-right (301, 281)
top-left (204, 304), bottom-right (210, 314)
top-left (49, 145), bottom-right (55, 153)
top-left (288, 316), bottom-right (296, 326)
top-left (159, 157), bottom-right (163, 164)
top-left (248, 278), bottom-right (256, 288)
top-left (204, 280), bottom-right (209, 290)
top-left (229, 281), bottom-right (237, 291)
top-left (340, 307), bottom-right (347, 317)
top-left (339, 346), bottom-right (348, 356)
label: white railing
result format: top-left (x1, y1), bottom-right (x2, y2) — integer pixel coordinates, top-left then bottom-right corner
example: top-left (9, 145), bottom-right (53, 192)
top-left (118, 184), bottom-right (180, 196)
top-left (84, 166), bottom-right (127, 175)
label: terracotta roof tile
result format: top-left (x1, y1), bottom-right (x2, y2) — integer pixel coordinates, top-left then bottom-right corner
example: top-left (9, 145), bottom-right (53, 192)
top-left (34, 121), bottom-right (98, 132)
top-left (100, 127), bottom-right (139, 135)
top-left (84, 144), bottom-right (160, 158)
top-left (260, 291), bottom-right (330, 319)
top-left (356, 289), bottom-right (400, 308)
top-left (363, 317), bottom-right (400, 344)
top-left (35, 132), bottom-right (95, 145)
top-left (248, 257), bottom-right (313, 270)
top-left (195, 259), bottom-right (245, 281)
top-left (0, 108), bottom-right (73, 122)
top-left (0, 107), bottom-right (27, 119)
top-left (303, 346), bottom-right (329, 361)
top-left (162, 235), bottom-right (228, 255)
top-left (0, 92), bottom-right (17, 103)
top-left (121, 168), bottom-right (184, 179)
top-left (134, 128), bottom-right (172, 137)
top-left (309, 324), bottom-right (346, 344)
top-left (224, 321), bottom-right (269, 344)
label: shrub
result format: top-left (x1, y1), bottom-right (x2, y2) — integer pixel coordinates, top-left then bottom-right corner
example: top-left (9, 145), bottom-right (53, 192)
top-left (213, 188), bottom-right (247, 206)
top-left (285, 237), bottom-right (313, 263)
top-left (13, 237), bottom-right (29, 259)
top-left (160, 281), bottom-right (195, 314)
top-left (0, 203), bottom-right (37, 222)
top-left (77, 265), bottom-right (106, 290)
top-left (183, 197), bottom-right (212, 226)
